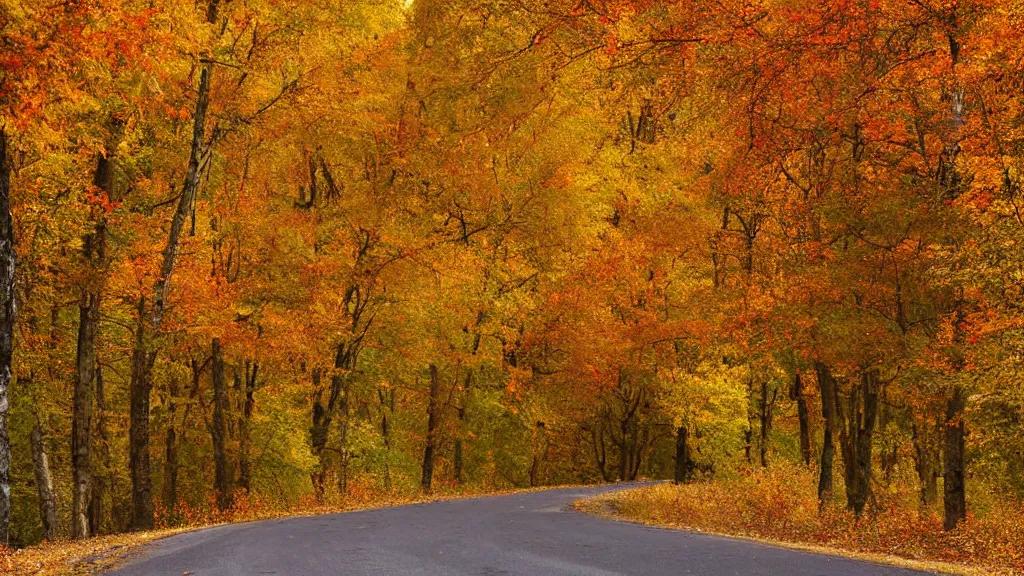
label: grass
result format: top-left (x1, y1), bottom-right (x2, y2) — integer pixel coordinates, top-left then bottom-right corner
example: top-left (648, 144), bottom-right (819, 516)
top-left (574, 470), bottom-right (1024, 576)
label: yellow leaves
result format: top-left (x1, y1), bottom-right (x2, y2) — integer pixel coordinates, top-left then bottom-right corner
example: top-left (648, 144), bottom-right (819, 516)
top-left (505, 366), bottom-right (532, 398)
top-left (2, 530), bottom-right (182, 576)
top-left (588, 474), bottom-right (1024, 576)
top-left (663, 358), bottom-right (749, 449)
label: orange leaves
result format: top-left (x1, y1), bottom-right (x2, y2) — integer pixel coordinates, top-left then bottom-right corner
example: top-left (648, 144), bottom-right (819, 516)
top-left (604, 33), bottom-right (620, 56)
top-left (596, 471), bottom-right (1024, 575)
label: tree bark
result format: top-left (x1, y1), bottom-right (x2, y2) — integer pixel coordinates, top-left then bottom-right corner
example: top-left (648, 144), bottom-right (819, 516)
top-left (238, 361), bottom-right (257, 493)
top-left (453, 432), bottom-right (464, 484)
top-left (73, 145), bottom-right (117, 539)
top-left (852, 370), bottom-right (879, 517)
top-left (309, 337), bottom-right (363, 500)
top-left (421, 364), bottom-right (441, 491)
top-left (129, 295), bottom-right (155, 530)
top-left (877, 392), bottom-right (899, 485)
top-left (72, 267), bottom-right (98, 539)
top-left (0, 127), bottom-right (16, 546)
top-left (529, 421), bottom-right (548, 487)
top-left (90, 363), bottom-right (108, 535)
top-left (610, 375), bottom-right (644, 481)
top-left (588, 425), bottom-right (611, 482)
top-left (212, 338), bottom-right (233, 512)
top-left (815, 362), bottom-right (836, 503)
top-left (758, 380), bottom-right (777, 468)
top-left (836, 369), bottom-right (879, 517)
top-left (792, 372), bottom-right (812, 466)
top-left (453, 370), bottom-right (471, 484)
top-left (674, 425), bottom-right (694, 484)
top-left (912, 416), bottom-right (940, 509)
top-left (944, 384), bottom-right (967, 530)
top-left (309, 368), bottom-right (329, 501)
top-left (336, 374), bottom-right (350, 497)
top-left (151, 4), bottom-right (217, 327)
top-left (744, 376), bottom-right (754, 465)
top-left (528, 453), bottom-right (540, 487)
top-left (939, 26), bottom-right (968, 532)
top-left (378, 386), bottom-right (394, 491)
top-left (162, 372), bottom-right (180, 515)
top-left (30, 419), bottom-right (57, 540)
top-left (618, 420), bottom-right (629, 481)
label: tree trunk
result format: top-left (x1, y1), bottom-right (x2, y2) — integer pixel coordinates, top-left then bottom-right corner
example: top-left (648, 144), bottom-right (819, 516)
top-left (878, 393), bottom-right (899, 485)
top-left (529, 421), bottom-right (548, 487)
top-left (309, 368), bottom-right (329, 502)
top-left (378, 386), bottom-right (393, 491)
top-left (815, 362), bottom-right (836, 503)
top-left (421, 364), bottom-right (441, 491)
top-left (792, 372), bottom-right (812, 466)
top-left (309, 338), bottom-right (361, 500)
top-left (912, 416), bottom-right (940, 509)
top-left (944, 385), bottom-right (967, 530)
top-left (129, 296), bottom-right (156, 530)
top-left (151, 4), bottom-right (216, 327)
top-left (453, 371), bottom-right (471, 485)
top-left (453, 428), bottom-right (464, 485)
top-left (72, 147), bottom-right (116, 539)
top-left (618, 426), bottom-right (629, 481)
top-left (90, 363), bottom-right (108, 535)
top-left (72, 293), bottom-right (98, 539)
top-left (943, 297), bottom-right (968, 529)
top-left (129, 0), bottom-right (221, 530)
top-left (162, 372), bottom-right (180, 515)
top-left (758, 380), bottom-right (777, 468)
top-left (744, 376), bottom-right (754, 465)
top-left (30, 419), bottom-right (57, 540)
top-left (852, 370), bottom-right (879, 517)
top-left (0, 128), bottom-right (16, 546)
top-left (630, 428), bottom-right (647, 480)
top-left (674, 425), bottom-right (694, 484)
top-left (211, 338), bottom-right (233, 512)
top-left (238, 361), bottom-right (257, 493)
top-left (588, 426), bottom-right (611, 482)
top-left (613, 377), bottom-right (643, 481)
top-left (837, 369), bottom-right (879, 517)
top-left (336, 374), bottom-right (350, 497)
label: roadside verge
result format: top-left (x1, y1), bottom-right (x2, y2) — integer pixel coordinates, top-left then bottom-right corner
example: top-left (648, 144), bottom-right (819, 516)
top-left (574, 482), bottom-right (1020, 576)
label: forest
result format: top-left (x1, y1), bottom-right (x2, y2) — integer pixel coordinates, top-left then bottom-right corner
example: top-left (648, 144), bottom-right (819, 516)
top-left (0, 0), bottom-right (1023, 560)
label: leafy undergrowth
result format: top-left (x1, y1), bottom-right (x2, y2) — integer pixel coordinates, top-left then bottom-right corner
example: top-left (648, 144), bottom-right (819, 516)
top-left (576, 469), bottom-right (1024, 576)
top-left (1, 481), bottom-right (564, 576)
top-left (0, 529), bottom-right (190, 576)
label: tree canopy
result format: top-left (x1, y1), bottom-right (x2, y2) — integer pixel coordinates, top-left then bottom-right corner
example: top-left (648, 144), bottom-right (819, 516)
top-left (1, 0), bottom-right (1023, 549)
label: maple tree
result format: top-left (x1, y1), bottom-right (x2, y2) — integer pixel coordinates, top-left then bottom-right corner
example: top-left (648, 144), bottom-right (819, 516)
top-left (0, 2), bottom-right (1022, 572)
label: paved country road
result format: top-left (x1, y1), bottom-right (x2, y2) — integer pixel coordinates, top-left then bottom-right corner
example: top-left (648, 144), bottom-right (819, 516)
top-left (108, 484), bottom-right (934, 576)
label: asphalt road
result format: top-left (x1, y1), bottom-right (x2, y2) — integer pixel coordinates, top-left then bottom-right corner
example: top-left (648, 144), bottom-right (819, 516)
top-left (108, 483), bottom-right (933, 576)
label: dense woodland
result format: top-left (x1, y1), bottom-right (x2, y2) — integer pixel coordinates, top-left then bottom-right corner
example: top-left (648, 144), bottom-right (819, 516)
top-left (1, 0), bottom-right (1023, 549)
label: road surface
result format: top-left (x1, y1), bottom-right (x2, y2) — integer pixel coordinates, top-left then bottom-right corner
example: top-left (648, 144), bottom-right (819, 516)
top-left (108, 484), bottom-right (934, 575)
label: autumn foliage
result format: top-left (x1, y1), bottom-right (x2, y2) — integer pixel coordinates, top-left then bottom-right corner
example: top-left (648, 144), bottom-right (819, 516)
top-left (0, 0), bottom-right (1023, 572)
top-left (584, 472), bottom-right (1024, 575)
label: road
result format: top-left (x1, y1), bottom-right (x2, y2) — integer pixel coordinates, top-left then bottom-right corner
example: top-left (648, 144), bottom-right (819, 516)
top-left (108, 484), bottom-right (933, 576)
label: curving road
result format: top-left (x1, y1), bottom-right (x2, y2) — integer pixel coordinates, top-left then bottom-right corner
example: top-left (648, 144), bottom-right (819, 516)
top-left (108, 484), bottom-right (933, 576)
